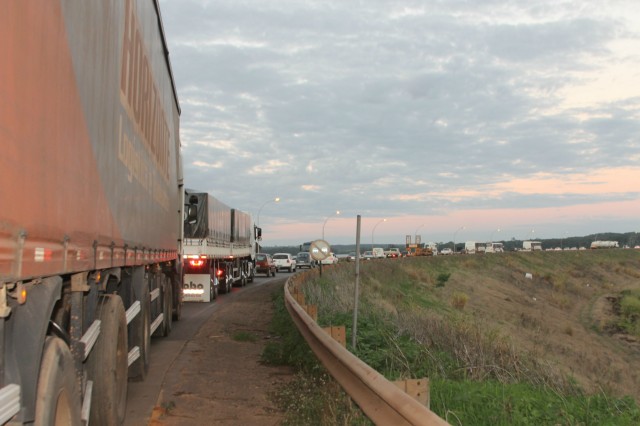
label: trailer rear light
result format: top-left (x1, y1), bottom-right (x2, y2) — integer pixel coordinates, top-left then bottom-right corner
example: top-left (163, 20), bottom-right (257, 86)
top-left (189, 260), bottom-right (205, 267)
top-left (17, 283), bottom-right (26, 304)
top-left (216, 269), bottom-right (224, 277)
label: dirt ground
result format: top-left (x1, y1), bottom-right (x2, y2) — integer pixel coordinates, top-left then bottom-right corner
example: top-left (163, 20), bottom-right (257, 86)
top-left (149, 278), bottom-right (294, 425)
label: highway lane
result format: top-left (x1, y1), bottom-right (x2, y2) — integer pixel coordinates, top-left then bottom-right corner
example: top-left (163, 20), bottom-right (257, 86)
top-left (123, 275), bottom-right (280, 426)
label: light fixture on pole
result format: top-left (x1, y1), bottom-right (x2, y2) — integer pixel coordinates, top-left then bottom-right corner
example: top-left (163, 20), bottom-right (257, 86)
top-left (371, 218), bottom-right (387, 247)
top-left (256, 197), bottom-right (280, 228)
top-left (255, 197), bottom-right (280, 253)
top-left (490, 227), bottom-right (501, 243)
top-left (322, 210), bottom-right (340, 240)
top-left (453, 225), bottom-right (465, 254)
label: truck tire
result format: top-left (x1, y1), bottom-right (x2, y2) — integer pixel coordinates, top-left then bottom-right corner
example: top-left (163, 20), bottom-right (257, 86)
top-left (87, 295), bottom-right (128, 426)
top-left (209, 285), bottom-right (218, 301)
top-left (173, 297), bottom-right (182, 321)
top-left (128, 283), bottom-right (150, 381)
top-left (162, 280), bottom-right (173, 336)
top-left (154, 276), bottom-right (173, 337)
top-left (34, 336), bottom-right (82, 426)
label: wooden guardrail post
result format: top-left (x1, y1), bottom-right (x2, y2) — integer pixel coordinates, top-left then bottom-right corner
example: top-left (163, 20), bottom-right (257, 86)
top-left (302, 304), bottom-right (318, 321)
top-left (392, 378), bottom-right (430, 408)
top-left (322, 325), bottom-right (346, 347)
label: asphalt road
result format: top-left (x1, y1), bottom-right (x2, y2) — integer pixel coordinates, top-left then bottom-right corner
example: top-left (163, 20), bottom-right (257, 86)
top-left (123, 275), bottom-right (279, 426)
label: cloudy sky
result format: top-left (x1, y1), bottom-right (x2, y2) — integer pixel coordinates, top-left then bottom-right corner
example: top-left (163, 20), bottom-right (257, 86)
top-left (158, 0), bottom-right (640, 246)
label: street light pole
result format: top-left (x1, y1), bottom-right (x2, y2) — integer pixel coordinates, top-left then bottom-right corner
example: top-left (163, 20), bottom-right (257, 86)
top-left (453, 226), bottom-right (465, 254)
top-left (371, 218), bottom-right (387, 248)
top-left (256, 197), bottom-right (280, 253)
top-left (256, 197), bottom-right (280, 228)
top-left (322, 210), bottom-right (340, 240)
top-left (490, 228), bottom-right (501, 243)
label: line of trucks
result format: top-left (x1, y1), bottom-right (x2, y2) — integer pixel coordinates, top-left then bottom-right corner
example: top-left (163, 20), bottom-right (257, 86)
top-left (0, 2), bottom-right (257, 425)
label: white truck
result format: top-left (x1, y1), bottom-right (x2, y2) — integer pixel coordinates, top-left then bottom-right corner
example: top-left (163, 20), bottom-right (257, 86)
top-left (182, 190), bottom-right (256, 302)
top-left (485, 242), bottom-right (504, 253)
top-left (590, 241), bottom-right (619, 249)
top-left (372, 247), bottom-right (386, 258)
top-left (523, 241), bottom-right (543, 251)
top-left (465, 241), bottom-right (486, 254)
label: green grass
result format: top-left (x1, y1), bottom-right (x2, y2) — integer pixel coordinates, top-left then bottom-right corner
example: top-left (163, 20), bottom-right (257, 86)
top-left (231, 331), bottom-right (258, 342)
top-left (433, 380), bottom-right (640, 426)
top-left (264, 251), bottom-right (640, 424)
top-left (261, 291), bottom-right (370, 425)
top-left (619, 289), bottom-right (640, 337)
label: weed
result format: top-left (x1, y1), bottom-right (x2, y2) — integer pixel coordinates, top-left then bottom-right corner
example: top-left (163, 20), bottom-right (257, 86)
top-left (436, 272), bottom-right (451, 288)
top-left (232, 331), bottom-right (257, 342)
top-left (450, 291), bottom-right (468, 310)
top-left (269, 251), bottom-right (640, 423)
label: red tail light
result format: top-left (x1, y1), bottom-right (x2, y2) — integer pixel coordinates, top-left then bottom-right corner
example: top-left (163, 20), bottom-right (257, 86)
top-left (189, 260), bottom-right (205, 267)
top-left (216, 269), bottom-right (224, 277)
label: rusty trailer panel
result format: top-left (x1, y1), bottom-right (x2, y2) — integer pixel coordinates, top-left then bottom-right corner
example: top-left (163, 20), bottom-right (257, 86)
top-left (0, 0), bottom-right (182, 281)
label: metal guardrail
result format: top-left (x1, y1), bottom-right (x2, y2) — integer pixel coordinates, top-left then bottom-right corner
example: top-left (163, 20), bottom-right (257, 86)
top-left (284, 273), bottom-right (449, 425)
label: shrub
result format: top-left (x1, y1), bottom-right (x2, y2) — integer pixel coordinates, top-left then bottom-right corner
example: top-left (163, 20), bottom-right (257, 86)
top-left (436, 272), bottom-right (451, 288)
top-left (450, 292), bottom-right (469, 310)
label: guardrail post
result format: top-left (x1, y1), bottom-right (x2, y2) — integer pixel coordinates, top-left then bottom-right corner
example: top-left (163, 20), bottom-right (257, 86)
top-left (302, 305), bottom-right (317, 321)
top-left (392, 378), bottom-right (430, 408)
top-left (321, 325), bottom-right (346, 347)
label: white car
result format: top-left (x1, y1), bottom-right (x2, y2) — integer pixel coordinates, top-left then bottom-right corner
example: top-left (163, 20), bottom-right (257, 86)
top-left (273, 253), bottom-right (297, 272)
top-left (440, 248), bottom-right (453, 255)
top-left (320, 253), bottom-right (338, 265)
top-left (362, 251), bottom-right (375, 260)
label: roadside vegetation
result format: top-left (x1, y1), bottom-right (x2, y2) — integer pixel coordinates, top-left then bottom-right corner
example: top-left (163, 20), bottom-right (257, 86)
top-left (264, 249), bottom-right (640, 424)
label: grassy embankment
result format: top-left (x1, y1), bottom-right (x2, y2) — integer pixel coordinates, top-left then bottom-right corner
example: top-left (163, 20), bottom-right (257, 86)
top-left (263, 250), bottom-right (640, 425)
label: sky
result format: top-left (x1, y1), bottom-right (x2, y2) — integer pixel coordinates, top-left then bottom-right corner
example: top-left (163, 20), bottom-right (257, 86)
top-left (158, 0), bottom-right (640, 246)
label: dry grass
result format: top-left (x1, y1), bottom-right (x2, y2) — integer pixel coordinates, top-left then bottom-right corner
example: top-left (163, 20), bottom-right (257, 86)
top-left (301, 250), bottom-right (640, 402)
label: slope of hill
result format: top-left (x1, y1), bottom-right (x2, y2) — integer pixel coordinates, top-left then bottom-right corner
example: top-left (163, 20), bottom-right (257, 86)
top-left (298, 249), bottom-right (640, 422)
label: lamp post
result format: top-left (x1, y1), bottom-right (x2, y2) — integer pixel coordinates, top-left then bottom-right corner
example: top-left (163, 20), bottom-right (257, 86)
top-left (256, 197), bottom-right (280, 228)
top-left (322, 210), bottom-right (340, 240)
top-left (255, 197), bottom-right (280, 253)
top-left (371, 218), bottom-right (387, 248)
top-left (490, 228), bottom-right (501, 243)
top-left (453, 225), bottom-right (465, 254)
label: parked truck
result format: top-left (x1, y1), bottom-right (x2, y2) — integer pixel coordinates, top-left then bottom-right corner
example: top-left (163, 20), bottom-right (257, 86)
top-left (182, 190), bottom-right (256, 302)
top-left (523, 241), bottom-right (543, 251)
top-left (0, 1), bottom-right (182, 424)
top-left (590, 240), bottom-right (619, 249)
top-left (465, 241), bottom-right (486, 254)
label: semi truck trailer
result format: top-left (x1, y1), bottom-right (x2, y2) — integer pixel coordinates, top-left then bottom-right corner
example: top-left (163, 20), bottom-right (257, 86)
top-left (182, 190), bottom-right (256, 302)
top-left (0, 1), bottom-right (183, 424)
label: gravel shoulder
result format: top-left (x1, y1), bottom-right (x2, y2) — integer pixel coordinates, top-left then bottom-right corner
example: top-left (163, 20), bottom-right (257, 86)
top-left (149, 278), bottom-right (293, 425)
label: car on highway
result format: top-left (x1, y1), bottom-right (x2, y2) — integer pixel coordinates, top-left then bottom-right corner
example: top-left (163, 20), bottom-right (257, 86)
top-left (296, 252), bottom-right (316, 269)
top-left (273, 253), bottom-right (297, 272)
top-left (362, 251), bottom-right (375, 260)
top-left (440, 248), bottom-right (453, 255)
top-left (320, 252), bottom-right (339, 265)
top-left (255, 253), bottom-right (276, 277)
